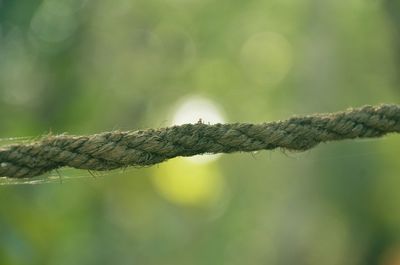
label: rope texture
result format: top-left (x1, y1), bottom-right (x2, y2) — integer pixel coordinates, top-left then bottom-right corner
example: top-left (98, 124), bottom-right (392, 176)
top-left (1, 104), bottom-right (400, 178)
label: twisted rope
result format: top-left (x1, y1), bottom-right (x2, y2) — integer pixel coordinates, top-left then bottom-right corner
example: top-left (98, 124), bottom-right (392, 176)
top-left (1, 104), bottom-right (400, 178)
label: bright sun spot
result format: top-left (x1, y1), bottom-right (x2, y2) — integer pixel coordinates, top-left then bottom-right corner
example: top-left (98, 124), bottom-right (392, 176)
top-left (172, 95), bottom-right (225, 125)
top-left (172, 95), bottom-right (226, 164)
top-left (150, 95), bottom-right (228, 208)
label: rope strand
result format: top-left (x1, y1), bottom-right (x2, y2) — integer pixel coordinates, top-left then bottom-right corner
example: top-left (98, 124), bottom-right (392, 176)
top-left (1, 104), bottom-right (400, 178)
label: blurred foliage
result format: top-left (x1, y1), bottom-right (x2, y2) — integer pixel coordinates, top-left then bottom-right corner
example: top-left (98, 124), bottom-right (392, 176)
top-left (1, 0), bottom-right (400, 264)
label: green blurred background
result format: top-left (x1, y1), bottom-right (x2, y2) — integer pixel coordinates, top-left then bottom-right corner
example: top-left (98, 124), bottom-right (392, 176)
top-left (1, 0), bottom-right (400, 264)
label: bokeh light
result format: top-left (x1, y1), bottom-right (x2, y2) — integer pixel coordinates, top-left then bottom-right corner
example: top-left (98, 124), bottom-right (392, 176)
top-left (172, 95), bottom-right (225, 125)
top-left (240, 31), bottom-right (292, 86)
top-left (172, 95), bottom-right (225, 163)
top-left (30, 0), bottom-right (81, 43)
top-left (152, 158), bottom-right (227, 207)
top-left (150, 95), bottom-right (228, 208)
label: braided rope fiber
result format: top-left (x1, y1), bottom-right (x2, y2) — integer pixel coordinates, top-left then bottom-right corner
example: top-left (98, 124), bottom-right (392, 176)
top-left (1, 104), bottom-right (400, 178)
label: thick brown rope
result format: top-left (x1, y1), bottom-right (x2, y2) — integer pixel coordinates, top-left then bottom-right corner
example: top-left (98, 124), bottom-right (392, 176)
top-left (1, 104), bottom-right (400, 178)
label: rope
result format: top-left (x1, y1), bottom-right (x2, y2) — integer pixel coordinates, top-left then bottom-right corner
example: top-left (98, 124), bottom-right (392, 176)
top-left (1, 104), bottom-right (400, 179)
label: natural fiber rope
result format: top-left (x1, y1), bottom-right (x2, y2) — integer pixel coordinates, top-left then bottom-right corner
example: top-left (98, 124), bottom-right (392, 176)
top-left (1, 104), bottom-right (400, 179)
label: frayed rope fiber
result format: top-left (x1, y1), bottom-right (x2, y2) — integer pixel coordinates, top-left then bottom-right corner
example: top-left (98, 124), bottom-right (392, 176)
top-left (1, 104), bottom-right (400, 178)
